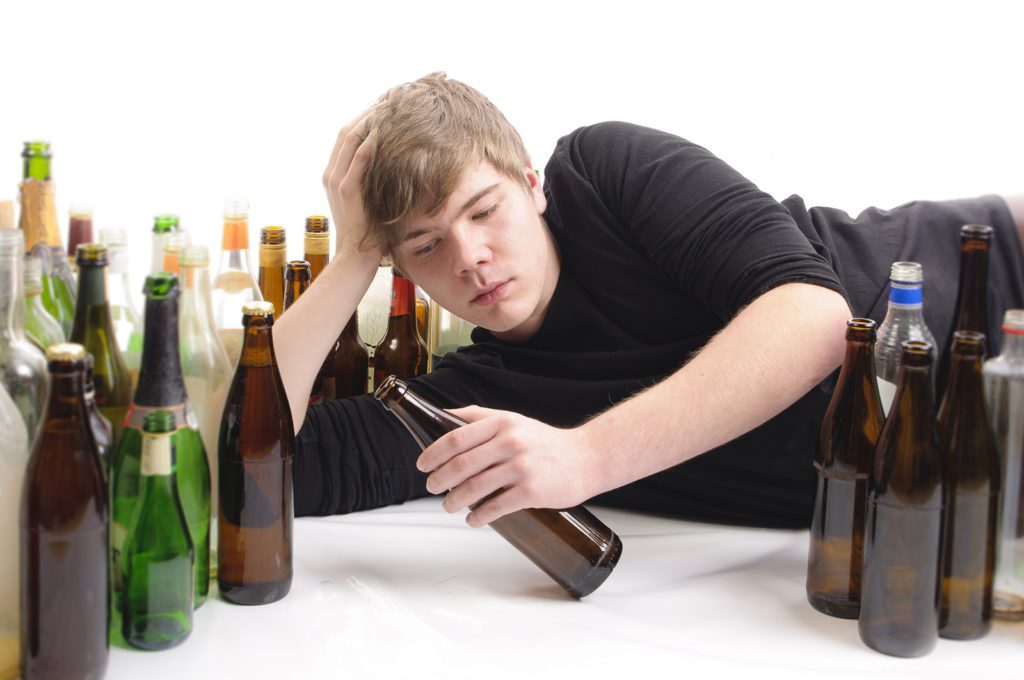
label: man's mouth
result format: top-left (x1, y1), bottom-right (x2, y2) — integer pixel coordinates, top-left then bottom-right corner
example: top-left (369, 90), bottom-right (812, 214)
top-left (472, 280), bottom-right (510, 306)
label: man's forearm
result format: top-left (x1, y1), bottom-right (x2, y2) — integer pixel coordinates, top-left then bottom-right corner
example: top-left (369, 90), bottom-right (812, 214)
top-left (579, 283), bottom-right (852, 497)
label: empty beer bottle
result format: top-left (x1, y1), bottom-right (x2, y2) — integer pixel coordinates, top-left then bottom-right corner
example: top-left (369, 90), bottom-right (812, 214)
top-left (938, 225), bottom-right (993, 394)
top-left (99, 228), bottom-right (143, 388)
top-left (83, 353), bottom-right (113, 475)
top-left (874, 262), bottom-right (937, 414)
top-left (859, 341), bottom-right (944, 657)
top-left (22, 254), bottom-right (64, 353)
top-left (18, 141), bottom-right (76, 338)
top-left (284, 260), bottom-right (324, 406)
top-left (0, 382), bottom-right (28, 676)
top-left (150, 214), bottom-right (179, 275)
top-left (333, 312), bottom-right (369, 398)
top-left (303, 215), bottom-right (338, 400)
top-left (218, 301), bottom-right (294, 605)
top-left (984, 310), bottom-right (1024, 620)
top-left (807, 319), bottom-right (885, 618)
top-left (70, 243), bottom-right (132, 445)
top-left (374, 269), bottom-right (428, 386)
top-left (0, 229), bottom-right (48, 441)
top-left (258, 226), bottom-right (287, 321)
top-left (937, 331), bottom-right (999, 639)
top-left (212, 198), bottom-right (261, 367)
top-left (112, 273), bottom-right (210, 611)
top-left (122, 410), bottom-right (194, 651)
top-left (375, 376), bottom-right (622, 598)
top-left (20, 343), bottom-right (108, 680)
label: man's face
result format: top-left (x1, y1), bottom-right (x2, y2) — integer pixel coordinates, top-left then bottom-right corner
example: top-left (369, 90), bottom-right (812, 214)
top-left (393, 160), bottom-right (559, 343)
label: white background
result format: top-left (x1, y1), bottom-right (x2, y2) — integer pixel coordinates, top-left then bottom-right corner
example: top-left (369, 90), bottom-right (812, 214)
top-left (2, 0), bottom-right (1022, 281)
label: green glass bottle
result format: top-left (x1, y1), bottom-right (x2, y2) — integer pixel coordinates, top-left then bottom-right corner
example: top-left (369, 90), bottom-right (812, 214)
top-left (17, 141), bottom-right (76, 337)
top-left (22, 254), bottom-right (64, 353)
top-left (112, 273), bottom-right (210, 613)
top-left (150, 214), bottom-right (180, 274)
top-left (69, 244), bottom-right (132, 446)
top-left (122, 410), bottom-right (194, 651)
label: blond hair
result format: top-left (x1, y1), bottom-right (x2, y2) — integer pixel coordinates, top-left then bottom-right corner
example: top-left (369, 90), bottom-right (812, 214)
top-left (362, 72), bottom-right (531, 253)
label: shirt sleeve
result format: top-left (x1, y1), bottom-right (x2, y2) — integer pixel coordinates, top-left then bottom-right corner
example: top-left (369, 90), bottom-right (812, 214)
top-left (544, 121), bottom-right (847, 320)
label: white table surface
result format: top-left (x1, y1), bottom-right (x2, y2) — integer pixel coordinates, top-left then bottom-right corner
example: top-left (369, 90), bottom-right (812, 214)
top-left (103, 497), bottom-right (1021, 680)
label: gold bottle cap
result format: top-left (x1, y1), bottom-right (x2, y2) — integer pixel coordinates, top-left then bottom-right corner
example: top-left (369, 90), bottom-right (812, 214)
top-left (305, 215), bottom-right (329, 233)
top-left (46, 342), bottom-right (87, 362)
top-left (242, 300), bottom-right (275, 317)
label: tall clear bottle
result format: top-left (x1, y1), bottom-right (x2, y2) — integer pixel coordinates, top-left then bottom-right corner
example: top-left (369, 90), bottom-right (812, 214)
top-left (0, 381), bottom-right (28, 678)
top-left (806, 319), bottom-right (885, 618)
top-left (18, 141), bottom-right (76, 338)
top-left (218, 301), bottom-right (294, 605)
top-left (303, 215), bottom-right (337, 400)
top-left (257, 226), bottom-right (286, 321)
top-left (0, 229), bottom-right (48, 441)
top-left (112, 274), bottom-right (210, 611)
top-left (70, 243), bottom-right (132, 445)
top-left (874, 262), bottom-right (937, 414)
top-left (19, 343), bottom-right (108, 680)
top-left (99, 227), bottom-right (143, 389)
top-left (375, 376), bottom-right (623, 598)
top-left (983, 309), bottom-right (1024, 621)
top-left (179, 244), bottom-right (232, 574)
top-left (938, 224), bottom-right (993, 394)
top-left (161, 230), bottom-right (189, 277)
top-left (150, 214), bottom-right (179, 274)
top-left (937, 331), bottom-right (999, 639)
top-left (859, 341), bottom-right (944, 658)
top-left (212, 198), bottom-right (261, 367)
top-left (22, 255), bottom-right (64, 353)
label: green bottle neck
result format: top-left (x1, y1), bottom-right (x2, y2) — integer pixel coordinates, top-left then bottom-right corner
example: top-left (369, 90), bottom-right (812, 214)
top-left (23, 156), bottom-right (51, 181)
top-left (76, 263), bottom-right (108, 307)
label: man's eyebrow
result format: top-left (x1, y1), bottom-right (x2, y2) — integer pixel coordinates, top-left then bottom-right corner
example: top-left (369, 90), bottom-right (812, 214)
top-left (401, 183), bottom-right (501, 243)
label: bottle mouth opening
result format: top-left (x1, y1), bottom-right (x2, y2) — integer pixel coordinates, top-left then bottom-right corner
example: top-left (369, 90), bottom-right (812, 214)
top-left (373, 375), bottom-right (402, 404)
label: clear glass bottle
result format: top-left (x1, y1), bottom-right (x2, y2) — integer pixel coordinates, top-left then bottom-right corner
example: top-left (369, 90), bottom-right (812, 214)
top-left (874, 262), bottom-right (937, 415)
top-left (983, 309), bottom-right (1024, 620)
top-left (0, 229), bottom-right (48, 441)
top-left (22, 254), bottom-right (64, 352)
top-left (99, 227), bottom-right (144, 389)
top-left (150, 213), bottom-right (179, 274)
top-left (212, 198), bottom-right (261, 367)
top-left (161, 230), bottom-right (190, 277)
top-left (0, 381), bottom-right (28, 673)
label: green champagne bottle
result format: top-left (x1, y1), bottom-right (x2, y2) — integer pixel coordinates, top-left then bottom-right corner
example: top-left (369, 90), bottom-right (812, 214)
top-left (112, 273), bottom-right (210, 612)
top-left (122, 410), bottom-right (194, 650)
top-left (69, 243), bottom-right (132, 445)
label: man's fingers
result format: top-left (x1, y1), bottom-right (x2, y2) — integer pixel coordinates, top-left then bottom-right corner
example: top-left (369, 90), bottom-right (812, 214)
top-left (446, 405), bottom-right (504, 423)
top-left (465, 484), bottom-right (525, 527)
top-left (417, 415), bottom-right (500, 474)
top-left (324, 108), bottom-right (374, 186)
top-left (442, 464), bottom-right (510, 517)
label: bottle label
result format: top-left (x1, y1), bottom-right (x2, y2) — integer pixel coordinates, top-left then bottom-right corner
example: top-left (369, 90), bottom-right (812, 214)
top-left (18, 179), bottom-right (63, 250)
top-left (390, 277), bottom-right (414, 317)
top-left (304, 234), bottom-right (329, 255)
top-left (260, 244), bottom-right (287, 268)
top-left (222, 219), bottom-right (250, 251)
top-left (888, 281), bottom-right (923, 308)
top-left (141, 433), bottom-right (174, 476)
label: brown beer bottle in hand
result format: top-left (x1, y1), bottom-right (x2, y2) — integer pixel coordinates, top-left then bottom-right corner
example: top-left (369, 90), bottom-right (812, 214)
top-left (859, 341), bottom-right (944, 658)
top-left (375, 376), bottom-right (622, 598)
top-left (937, 331), bottom-right (1000, 639)
top-left (20, 343), bottom-right (108, 680)
top-left (806, 319), bottom-right (885, 618)
top-left (218, 300), bottom-right (294, 605)
top-left (373, 269), bottom-right (428, 385)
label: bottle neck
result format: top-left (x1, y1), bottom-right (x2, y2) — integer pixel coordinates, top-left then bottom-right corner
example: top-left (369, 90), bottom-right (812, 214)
top-left (222, 217), bottom-right (250, 253)
top-left (23, 156), bottom-right (51, 181)
top-left (140, 432), bottom-right (176, 480)
top-left (240, 319), bottom-right (275, 368)
top-left (181, 263), bottom-right (219, 335)
top-left (46, 370), bottom-right (87, 423)
top-left (998, 329), bottom-right (1024, 359)
top-left (0, 251), bottom-right (26, 338)
top-left (381, 381), bottom-right (465, 448)
top-left (837, 338), bottom-right (878, 390)
top-left (218, 247), bottom-right (254, 275)
top-left (76, 263), bottom-right (108, 307)
top-left (136, 294), bottom-right (187, 406)
top-left (940, 352), bottom-right (985, 418)
top-left (954, 244), bottom-right (990, 332)
top-left (882, 279), bottom-right (926, 320)
top-left (893, 364), bottom-right (936, 427)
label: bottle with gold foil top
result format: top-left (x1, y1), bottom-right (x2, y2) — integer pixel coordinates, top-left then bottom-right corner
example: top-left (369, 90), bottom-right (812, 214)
top-left (18, 141), bottom-right (76, 337)
top-left (859, 341), bottom-right (944, 658)
top-left (218, 300), bottom-right (294, 605)
top-left (258, 226), bottom-right (287, 321)
top-left (112, 274), bottom-right (210, 612)
top-left (0, 229), bottom-right (49, 441)
top-left (83, 352), bottom-right (113, 475)
top-left (937, 331), bottom-right (999, 639)
top-left (0, 381), bottom-right (28, 677)
top-left (373, 268), bottom-right (428, 386)
top-left (985, 310), bottom-right (1024, 620)
top-left (375, 376), bottom-right (622, 598)
top-left (212, 198), bottom-right (261, 367)
top-left (19, 343), bottom-right (108, 680)
top-left (150, 214), bottom-right (179, 274)
top-left (99, 227), bottom-right (143, 388)
top-left (70, 243), bottom-right (132, 445)
top-left (22, 254), bottom-right (65, 353)
top-left (807, 319), bottom-right (885, 619)
top-left (303, 215), bottom-right (337, 400)
top-left (284, 260), bottom-right (324, 406)
top-left (66, 202), bottom-right (94, 265)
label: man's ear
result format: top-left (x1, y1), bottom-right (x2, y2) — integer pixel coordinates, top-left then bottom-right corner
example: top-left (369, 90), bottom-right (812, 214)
top-left (524, 166), bottom-right (546, 213)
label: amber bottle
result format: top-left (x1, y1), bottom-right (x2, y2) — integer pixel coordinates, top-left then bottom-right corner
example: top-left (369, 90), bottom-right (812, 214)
top-left (303, 216), bottom-right (338, 400)
top-left (19, 343), bottom-right (108, 680)
top-left (373, 269), bottom-right (428, 386)
top-left (806, 319), bottom-right (885, 618)
top-left (257, 226), bottom-right (286, 320)
top-left (937, 331), bottom-right (1000, 639)
top-left (859, 341), bottom-right (944, 657)
top-left (218, 301), bottom-right (294, 605)
top-left (375, 376), bottom-right (622, 598)
top-left (938, 224), bottom-right (993, 394)
top-left (284, 260), bottom-right (324, 406)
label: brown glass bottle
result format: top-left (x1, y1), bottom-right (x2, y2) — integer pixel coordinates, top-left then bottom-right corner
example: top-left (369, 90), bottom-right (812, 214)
top-left (82, 352), bottom-right (113, 475)
top-left (284, 260), bottom-right (324, 406)
top-left (375, 376), bottom-right (622, 598)
top-left (257, 226), bottom-right (286, 320)
top-left (807, 319), bottom-right (885, 618)
top-left (218, 301), bottom-right (294, 605)
top-left (374, 269), bottom-right (428, 386)
top-left (937, 331), bottom-right (1000, 639)
top-left (938, 224), bottom-right (993, 394)
top-left (859, 341), bottom-right (944, 657)
top-left (303, 216), bottom-right (338, 401)
top-left (19, 343), bottom-right (108, 680)
top-left (66, 203), bottom-right (93, 262)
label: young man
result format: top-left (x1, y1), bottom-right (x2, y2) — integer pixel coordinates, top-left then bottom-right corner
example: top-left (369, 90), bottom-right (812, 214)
top-left (275, 73), bottom-right (1024, 530)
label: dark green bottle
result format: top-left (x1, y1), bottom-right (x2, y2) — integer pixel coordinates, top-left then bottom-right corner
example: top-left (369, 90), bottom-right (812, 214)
top-left (122, 410), bottom-right (194, 650)
top-left (70, 243), bottom-right (132, 446)
top-left (112, 273), bottom-right (210, 613)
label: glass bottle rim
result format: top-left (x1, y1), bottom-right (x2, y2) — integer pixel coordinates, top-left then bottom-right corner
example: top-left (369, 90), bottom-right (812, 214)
top-left (889, 261), bottom-right (923, 283)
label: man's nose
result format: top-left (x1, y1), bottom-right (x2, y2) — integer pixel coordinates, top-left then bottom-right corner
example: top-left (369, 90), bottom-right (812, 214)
top-left (450, 224), bottom-right (490, 277)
